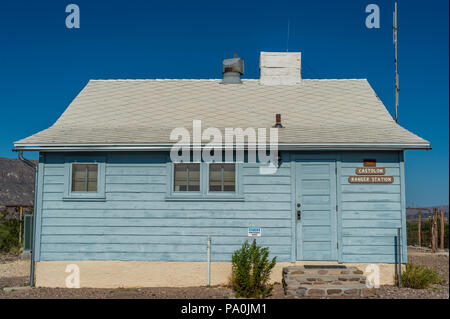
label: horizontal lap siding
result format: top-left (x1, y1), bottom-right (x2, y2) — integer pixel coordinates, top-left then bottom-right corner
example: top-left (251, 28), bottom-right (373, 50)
top-left (39, 153), bottom-right (292, 262)
top-left (39, 151), bottom-right (405, 264)
top-left (340, 152), bottom-right (404, 263)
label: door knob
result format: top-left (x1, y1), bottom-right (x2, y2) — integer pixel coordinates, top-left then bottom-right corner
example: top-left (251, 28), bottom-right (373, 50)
top-left (297, 203), bottom-right (301, 207)
top-left (297, 210), bottom-right (301, 220)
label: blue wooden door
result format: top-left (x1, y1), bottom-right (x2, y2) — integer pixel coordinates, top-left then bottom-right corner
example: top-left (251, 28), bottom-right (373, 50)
top-left (295, 160), bottom-right (338, 260)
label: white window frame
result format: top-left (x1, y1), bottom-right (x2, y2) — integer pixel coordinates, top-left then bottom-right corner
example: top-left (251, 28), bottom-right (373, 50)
top-left (63, 155), bottom-right (106, 201)
top-left (206, 162), bottom-right (237, 195)
top-left (172, 162), bottom-right (202, 193)
top-left (166, 162), bottom-right (243, 201)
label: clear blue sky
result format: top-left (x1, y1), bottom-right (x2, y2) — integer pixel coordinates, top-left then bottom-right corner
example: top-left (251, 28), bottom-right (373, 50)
top-left (0, 0), bottom-right (448, 206)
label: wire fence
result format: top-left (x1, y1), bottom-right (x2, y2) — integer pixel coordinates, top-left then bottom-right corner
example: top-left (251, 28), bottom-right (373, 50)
top-left (407, 219), bottom-right (449, 248)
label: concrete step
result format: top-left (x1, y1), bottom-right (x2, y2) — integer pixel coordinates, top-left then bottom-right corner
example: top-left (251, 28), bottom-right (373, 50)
top-left (283, 279), bottom-right (367, 288)
top-left (284, 286), bottom-right (377, 297)
top-left (283, 265), bottom-right (364, 276)
top-left (282, 266), bottom-right (377, 297)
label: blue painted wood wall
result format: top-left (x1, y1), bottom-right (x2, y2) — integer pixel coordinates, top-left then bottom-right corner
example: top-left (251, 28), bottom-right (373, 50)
top-left (33, 151), bottom-right (407, 264)
top-left (338, 152), bottom-right (407, 263)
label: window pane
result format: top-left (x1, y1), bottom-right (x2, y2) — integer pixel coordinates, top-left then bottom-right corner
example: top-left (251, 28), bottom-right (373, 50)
top-left (174, 164), bottom-right (187, 191)
top-left (87, 165), bottom-right (98, 178)
top-left (188, 166), bottom-right (200, 191)
top-left (209, 164), bottom-right (235, 192)
top-left (87, 165), bottom-right (98, 192)
top-left (72, 164), bottom-right (86, 192)
top-left (73, 164), bottom-right (87, 180)
top-left (223, 164), bottom-right (236, 191)
top-left (174, 163), bottom-right (200, 192)
top-left (223, 164), bottom-right (235, 191)
top-left (209, 165), bottom-right (222, 191)
top-left (87, 181), bottom-right (98, 192)
top-left (72, 181), bottom-right (86, 192)
top-left (72, 164), bottom-right (98, 192)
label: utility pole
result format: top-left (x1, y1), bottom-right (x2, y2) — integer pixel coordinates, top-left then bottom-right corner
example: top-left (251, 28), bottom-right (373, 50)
top-left (440, 210), bottom-right (445, 250)
top-left (393, 2), bottom-right (399, 123)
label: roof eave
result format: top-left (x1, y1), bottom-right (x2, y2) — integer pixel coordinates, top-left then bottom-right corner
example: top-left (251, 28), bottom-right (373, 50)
top-left (13, 142), bottom-right (432, 152)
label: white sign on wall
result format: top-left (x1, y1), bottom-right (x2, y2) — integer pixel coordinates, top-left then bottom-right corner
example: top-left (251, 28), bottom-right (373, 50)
top-left (248, 228), bottom-right (262, 237)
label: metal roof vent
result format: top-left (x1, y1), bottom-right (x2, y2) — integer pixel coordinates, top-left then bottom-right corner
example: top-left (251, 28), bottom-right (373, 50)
top-left (222, 53), bottom-right (244, 84)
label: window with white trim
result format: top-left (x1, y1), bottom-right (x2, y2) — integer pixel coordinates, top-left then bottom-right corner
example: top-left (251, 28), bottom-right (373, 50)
top-left (173, 163), bottom-right (201, 192)
top-left (71, 164), bottom-right (98, 192)
top-left (209, 163), bottom-right (235, 192)
top-left (63, 156), bottom-right (106, 201)
top-left (167, 162), bottom-right (243, 200)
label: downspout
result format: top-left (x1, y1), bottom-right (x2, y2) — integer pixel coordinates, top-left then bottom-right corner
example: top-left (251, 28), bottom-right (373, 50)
top-left (18, 151), bottom-right (38, 287)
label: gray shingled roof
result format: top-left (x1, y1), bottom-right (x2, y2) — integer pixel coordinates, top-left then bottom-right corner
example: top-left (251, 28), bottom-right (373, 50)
top-left (14, 79), bottom-right (430, 149)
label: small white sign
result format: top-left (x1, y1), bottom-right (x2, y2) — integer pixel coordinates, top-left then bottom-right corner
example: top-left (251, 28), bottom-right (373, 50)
top-left (248, 228), bottom-right (262, 237)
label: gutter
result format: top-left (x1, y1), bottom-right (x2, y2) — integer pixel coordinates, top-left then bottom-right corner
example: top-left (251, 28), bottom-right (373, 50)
top-left (13, 142), bottom-right (432, 152)
top-left (17, 151), bottom-right (37, 287)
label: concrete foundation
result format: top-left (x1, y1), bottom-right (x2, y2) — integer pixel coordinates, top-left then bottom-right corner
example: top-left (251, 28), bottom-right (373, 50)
top-left (35, 260), bottom-right (400, 288)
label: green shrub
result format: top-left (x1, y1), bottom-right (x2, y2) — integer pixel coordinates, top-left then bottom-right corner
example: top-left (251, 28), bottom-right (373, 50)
top-left (0, 210), bottom-right (21, 253)
top-left (231, 240), bottom-right (276, 298)
top-left (400, 263), bottom-right (441, 289)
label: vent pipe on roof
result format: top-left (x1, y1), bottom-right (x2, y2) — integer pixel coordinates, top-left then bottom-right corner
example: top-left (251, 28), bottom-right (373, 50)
top-left (222, 53), bottom-right (244, 84)
top-left (274, 114), bottom-right (283, 128)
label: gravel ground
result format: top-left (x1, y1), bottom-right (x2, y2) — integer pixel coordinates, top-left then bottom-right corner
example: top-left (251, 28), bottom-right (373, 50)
top-left (0, 276), bottom-right (28, 288)
top-left (375, 284), bottom-right (448, 299)
top-left (408, 248), bottom-right (449, 283)
top-left (0, 253), bottom-right (23, 263)
top-left (372, 247), bottom-right (449, 299)
top-left (0, 247), bottom-right (448, 299)
top-left (0, 255), bottom-right (29, 284)
top-left (0, 282), bottom-right (315, 299)
top-left (0, 285), bottom-right (235, 299)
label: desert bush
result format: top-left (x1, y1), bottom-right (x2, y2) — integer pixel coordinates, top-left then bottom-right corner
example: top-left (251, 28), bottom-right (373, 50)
top-left (400, 263), bottom-right (441, 289)
top-left (0, 209), bottom-right (21, 253)
top-left (231, 240), bottom-right (276, 298)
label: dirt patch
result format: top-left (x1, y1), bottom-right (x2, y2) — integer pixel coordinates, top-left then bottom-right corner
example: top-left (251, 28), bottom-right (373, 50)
top-left (0, 276), bottom-right (28, 288)
top-left (0, 285), bottom-right (235, 299)
top-left (375, 284), bottom-right (448, 299)
top-left (0, 253), bottom-right (22, 263)
top-left (0, 257), bottom-right (29, 279)
top-left (0, 283), bottom-right (315, 299)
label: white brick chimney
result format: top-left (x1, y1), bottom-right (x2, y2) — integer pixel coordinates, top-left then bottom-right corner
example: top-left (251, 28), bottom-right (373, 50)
top-left (259, 52), bottom-right (302, 85)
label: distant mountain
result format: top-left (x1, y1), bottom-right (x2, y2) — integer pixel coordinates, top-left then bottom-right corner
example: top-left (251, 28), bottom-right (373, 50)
top-left (406, 205), bottom-right (449, 221)
top-left (0, 156), bottom-right (36, 207)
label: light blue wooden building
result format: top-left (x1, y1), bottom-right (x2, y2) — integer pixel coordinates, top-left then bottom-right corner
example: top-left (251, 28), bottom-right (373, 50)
top-left (14, 52), bottom-right (430, 287)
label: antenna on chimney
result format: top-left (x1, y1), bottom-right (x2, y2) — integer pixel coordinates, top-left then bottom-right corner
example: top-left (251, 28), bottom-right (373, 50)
top-left (393, 2), bottom-right (399, 123)
top-left (286, 19), bottom-right (290, 52)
